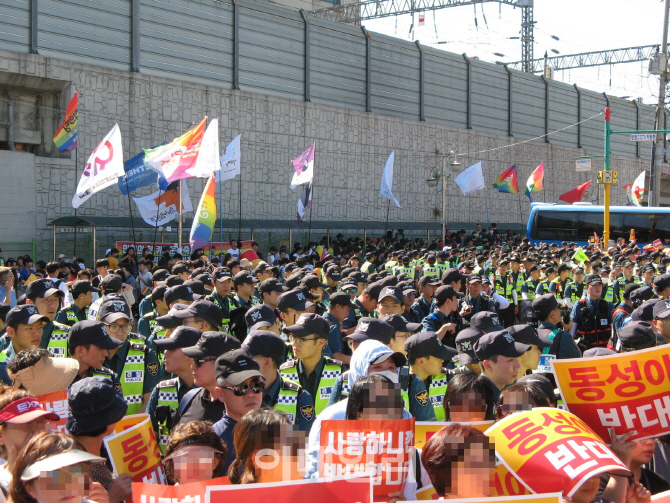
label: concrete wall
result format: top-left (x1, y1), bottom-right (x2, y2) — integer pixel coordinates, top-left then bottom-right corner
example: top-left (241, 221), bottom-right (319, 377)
top-left (0, 49), bottom-right (651, 263)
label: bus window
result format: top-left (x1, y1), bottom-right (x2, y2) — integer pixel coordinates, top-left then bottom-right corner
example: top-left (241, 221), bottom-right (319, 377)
top-left (534, 211), bottom-right (578, 241)
top-left (622, 213), bottom-right (670, 242)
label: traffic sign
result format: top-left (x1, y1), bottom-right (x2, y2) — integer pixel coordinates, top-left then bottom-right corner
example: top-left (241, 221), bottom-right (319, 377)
top-left (630, 133), bottom-right (657, 142)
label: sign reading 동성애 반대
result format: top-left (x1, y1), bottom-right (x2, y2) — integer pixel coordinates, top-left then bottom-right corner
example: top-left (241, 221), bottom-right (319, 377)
top-left (319, 419), bottom-right (415, 502)
top-left (551, 344), bottom-right (670, 441)
top-left (485, 408), bottom-right (630, 498)
top-left (414, 421), bottom-right (494, 449)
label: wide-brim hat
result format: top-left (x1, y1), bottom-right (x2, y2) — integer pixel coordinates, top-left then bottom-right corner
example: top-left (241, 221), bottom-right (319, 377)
top-left (9, 357), bottom-right (79, 397)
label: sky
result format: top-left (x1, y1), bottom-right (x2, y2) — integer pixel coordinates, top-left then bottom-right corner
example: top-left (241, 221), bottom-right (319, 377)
top-left (362, 0), bottom-right (667, 104)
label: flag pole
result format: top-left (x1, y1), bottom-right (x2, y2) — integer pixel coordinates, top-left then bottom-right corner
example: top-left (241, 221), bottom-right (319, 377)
top-left (308, 149), bottom-right (315, 245)
top-left (219, 176), bottom-right (223, 261)
top-left (483, 186), bottom-right (491, 226)
top-left (152, 187), bottom-right (162, 250)
top-left (73, 145), bottom-right (78, 259)
top-left (178, 179), bottom-right (183, 248)
top-left (124, 173), bottom-right (137, 249)
top-left (384, 199), bottom-right (391, 236)
top-left (238, 170), bottom-right (242, 243)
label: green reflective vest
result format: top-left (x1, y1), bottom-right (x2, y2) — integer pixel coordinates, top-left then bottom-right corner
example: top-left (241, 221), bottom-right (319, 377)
top-left (494, 272), bottom-right (515, 301)
top-left (273, 379), bottom-right (301, 425)
top-left (119, 336), bottom-right (148, 416)
top-left (428, 374), bottom-right (449, 421)
top-left (512, 272), bottom-right (526, 294)
top-left (394, 266), bottom-right (415, 278)
top-left (423, 266), bottom-right (440, 277)
top-left (279, 358), bottom-right (342, 416)
top-left (46, 322), bottom-right (71, 358)
top-left (60, 305), bottom-right (87, 327)
top-left (603, 284), bottom-right (615, 303)
top-left (156, 378), bottom-right (179, 453)
top-left (208, 294), bottom-right (233, 332)
top-left (523, 278), bottom-right (539, 301)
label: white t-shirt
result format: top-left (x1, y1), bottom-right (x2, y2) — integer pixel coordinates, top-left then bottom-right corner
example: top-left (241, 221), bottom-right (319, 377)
top-left (227, 248), bottom-right (241, 259)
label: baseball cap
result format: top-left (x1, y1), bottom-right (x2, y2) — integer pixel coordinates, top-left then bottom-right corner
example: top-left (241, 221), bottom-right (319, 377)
top-left (233, 272), bottom-right (255, 287)
top-left (349, 272), bottom-right (369, 284)
top-left (244, 304), bottom-right (277, 330)
top-left (631, 286), bottom-right (654, 303)
top-left (213, 269), bottom-right (233, 282)
top-left (165, 284), bottom-right (200, 306)
top-left (242, 331), bottom-right (287, 362)
top-left (470, 311), bottom-right (504, 333)
top-left (155, 303), bottom-right (191, 329)
top-left (345, 318), bottom-right (394, 344)
top-left (654, 274), bottom-right (670, 291)
top-left (435, 285), bottom-right (462, 304)
top-left (381, 314), bottom-right (421, 333)
top-left (370, 350), bottom-right (406, 368)
top-left (468, 275), bottom-right (483, 284)
top-left (506, 324), bottom-right (551, 349)
top-left (70, 280), bottom-right (100, 297)
top-left (398, 282), bottom-right (417, 296)
top-left (473, 330), bottom-right (530, 361)
top-left (455, 327), bottom-right (483, 364)
top-left (277, 290), bottom-right (313, 312)
top-left (283, 313), bottom-right (330, 339)
top-left (405, 332), bottom-right (458, 362)
top-left (259, 278), bottom-right (287, 294)
top-left (585, 274), bottom-right (602, 285)
top-left (253, 262), bottom-right (271, 275)
top-left (0, 396), bottom-right (59, 425)
top-left (583, 347), bottom-right (617, 357)
top-left (100, 275), bottom-right (124, 293)
top-left (329, 292), bottom-right (355, 308)
top-left (97, 299), bottom-right (131, 324)
top-left (633, 299), bottom-right (662, 322)
top-left (442, 268), bottom-right (465, 285)
top-left (300, 275), bottom-right (328, 290)
top-left (68, 320), bottom-right (124, 352)
top-left (65, 376), bottom-right (127, 435)
top-left (340, 278), bottom-right (358, 291)
top-left (215, 348), bottom-right (264, 385)
top-left (618, 321), bottom-right (656, 351)
top-left (182, 331), bottom-right (242, 358)
top-left (154, 326), bottom-right (203, 351)
top-left (183, 279), bottom-right (207, 296)
top-left (418, 276), bottom-right (441, 287)
top-left (5, 305), bottom-right (49, 327)
top-left (378, 286), bottom-right (403, 304)
top-left (26, 279), bottom-right (64, 299)
top-left (172, 299), bottom-right (224, 329)
top-left (653, 299), bottom-right (670, 320)
top-left (325, 266), bottom-right (342, 281)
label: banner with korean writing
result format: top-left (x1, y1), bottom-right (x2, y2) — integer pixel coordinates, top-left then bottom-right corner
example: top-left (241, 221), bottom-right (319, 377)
top-left (492, 464), bottom-right (531, 497)
top-left (116, 241), bottom-right (193, 256)
top-left (206, 475), bottom-right (372, 503)
top-left (134, 477), bottom-right (228, 503)
top-left (415, 421), bottom-right (493, 450)
top-left (552, 345), bottom-right (670, 441)
top-left (485, 408), bottom-right (630, 497)
top-left (36, 390), bottom-right (69, 433)
top-left (104, 414), bottom-right (166, 485)
top-left (319, 419), bottom-right (414, 502)
top-left (407, 493), bottom-right (563, 503)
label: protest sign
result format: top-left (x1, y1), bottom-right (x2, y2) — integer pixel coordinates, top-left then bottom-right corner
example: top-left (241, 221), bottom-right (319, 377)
top-left (492, 464), bottom-right (530, 497)
top-left (552, 344), bottom-right (670, 441)
top-left (104, 414), bottom-right (166, 485)
top-left (407, 493), bottom-right (562, 503)
top-left (485, 408), bottom-right (630, 497)
top-left (206, 475), bottom-right (372, 503)
top-left (320, 419), bottom-right (415, 502)
top-left (134, 477), bottom-right (228, 503)
top-left (414, 484), bottom-right (440, 500)
top-left (653, 489), bottom-right (670, 502)
top-left (116, 241), bottom-right (193, 256)
top-left (415, 421), bottom-right (494, 449)
top-left (36, 390), bottom-right (69, 433)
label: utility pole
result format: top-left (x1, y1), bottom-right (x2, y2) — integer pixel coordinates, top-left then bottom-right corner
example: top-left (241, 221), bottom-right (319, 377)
top-left (651, 0), bottom-right (670, 207)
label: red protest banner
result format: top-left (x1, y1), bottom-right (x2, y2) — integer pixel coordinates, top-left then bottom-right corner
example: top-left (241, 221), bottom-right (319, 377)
top-left (485, 408), bottom-right (630, 498)
top-left (319, 419), bottom-right (415, 502)
top-left (206, 475), bottom-right (371, 503)
top-left (36, 390), bottom-right (69, 433)
top-left (652, 489), bottom-right (670, 502)
top-left (133, 476), bottom-right (228, 503)
top-left (552, 344), bottom-right (670, 441)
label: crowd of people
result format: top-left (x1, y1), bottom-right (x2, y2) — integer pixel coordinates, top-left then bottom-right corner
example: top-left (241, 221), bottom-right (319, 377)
top-left (0, 226), bottom-right (667, 502)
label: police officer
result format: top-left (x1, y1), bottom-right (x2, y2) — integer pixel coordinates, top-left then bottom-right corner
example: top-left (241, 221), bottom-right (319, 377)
top-left (205, 269), bottom-right (235, 333)
top-left (323, 265), bottom-right (342, 297)
top-left (570, 275), bottom-right (614, 352)
top-left (137, 286), bottom-right (169, 339)
top-left (394, 255), bottom-right (417, 280)
top-left (300, 275), bottom-right (329, 315)
top-left (323, 292), bottom-right (355, 365)
top-left (279, 313), bottom-right (343, 416)
top-left (411, 276), bottom-right (441, 321)
top-left (532, 294), bottom-right (580, 365)
top-left (492, 259), bottom-right (517, 327)
top-left (535, 267), bottom-right (557, 297)
top-left (87, 274), bottom-right (125, 321)
top-left (611, 283), bottom-right (640, 349)
top-left (506, 324), bottom-right (552, 380)
top-left (231, 271), bottom-right (261, 308)
top-left (68, 320), bottom-right (123, 386)
top-left (404, 331), bottom-right (458, 421)
top-left (549, 264), bottom-right (571, 298)
top-left (258, 278), bottom-right (287, 311)
top-left (459, 275), bottom-right (496, 322)
top-left (99, 298), bottom-right (161, 415)
top-left (137, 269), bottom-right (170, 317)
top-left (422, 255), bottom-right (440, 278)
top-left (421, 285), bottom-right (463, 348)
top-left (613, 260), bottom-right (643, 303)
top-left (56, 280), bottom-right (99, 326)
top-left (563, 267), bottom-right (586, 309)
top-left (243, 330), bottom-right (315, 432)
top-left (653, 274), bottom-right (670, 299)
top-left (0, 305), bottom-right (50, 384)
top-left (25, 279), bottom-right (69, 357)
top-left (361, 252), bottom-right (378, 275)
top-left (147, 326), bottom-right (200, 452)
top-left (520, 266), bottom-right (541, 301)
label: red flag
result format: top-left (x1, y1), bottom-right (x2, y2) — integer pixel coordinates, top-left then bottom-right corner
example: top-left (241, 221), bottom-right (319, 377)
top-left (559, 181), bottom-right (591, 204)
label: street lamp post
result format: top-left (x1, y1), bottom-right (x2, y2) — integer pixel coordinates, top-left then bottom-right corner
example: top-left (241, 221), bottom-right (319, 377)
top-left (427, 151), bottom-right (462, 243)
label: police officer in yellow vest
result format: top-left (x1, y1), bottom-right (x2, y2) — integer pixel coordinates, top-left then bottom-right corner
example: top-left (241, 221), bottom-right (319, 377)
top-left (68, 320), bottom-right (124, 388)
top-left (147, 326), bottom-right (200, 453)
top-left (279, 313), bottom-right (343, 416)
top-left (137, 286), bottom-right (169, 339)
top-left (422, 254), bottom-right (440, 278)
top-left (404, 331), bottom-right (458, 421)
top-left (55, 280), bottom-right (98, 327)
top-left (25, 279), bottom-right (70, 358)
top-left (243, 330), bottom-right (315, 432)
top-left (206, 269), bottom-right (236, 333)
top-left (99, 298), bottom-right (161, 415)
top-left (0, 305), bottom-right (50, 385)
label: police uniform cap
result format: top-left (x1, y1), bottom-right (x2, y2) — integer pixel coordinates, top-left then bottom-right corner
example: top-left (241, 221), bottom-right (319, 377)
top-left (653, 274), bottom-right (670, 291)
top-left (455, 328), bottom-right (483, 364)
top-left (473, 330), bottom-right (530, 361)
top-left (653, 299), bottom-right (670, 320)
top-left (470, 311), bottom-right (504, 333)
top-left (506, 324), bottom-right (551, 349)
top-left (381, 314), bottom-right (421, 334)
top-left (215, 348), bottom-right (264, 386)
top-left (622, 283), bottom-right (641, 300)
top-left (618, 321), bottom-right (656, 351)
top-left (282, 313), bottom-right (330, 339)
top-left (346, 318), bottom-right (394, 344)
top-left (405, 331), bottom-right (458, 361)
top-left (242, 331), bottom-right (286, 362)
top-left (182, 331), bottom-right (241, 358)
top-left (584, 274), bottom-right (602, 285)
top-left (154, 326), bottom-right (203, 351)
top-left (68, 320), bottom-right (123, 352)
top-left (633, 299), bottom-right (663, 322)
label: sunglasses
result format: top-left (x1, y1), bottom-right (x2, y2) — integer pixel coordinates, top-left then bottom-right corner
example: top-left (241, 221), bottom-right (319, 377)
top-left (220, 380), bottom-right (265, 396)
top-left (194, 357), bottom-right (217, 367)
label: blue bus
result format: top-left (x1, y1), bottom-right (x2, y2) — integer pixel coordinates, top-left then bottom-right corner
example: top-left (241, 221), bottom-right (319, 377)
top-left (527, 203), bottom-right (670, 246)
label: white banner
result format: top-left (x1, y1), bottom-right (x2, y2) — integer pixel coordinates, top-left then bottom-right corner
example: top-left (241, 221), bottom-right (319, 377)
top-left (215, 134), bottom-right (241, 183)
top-left (190, 117), bottom-right (221, 178)
top-left (455, 161), bottom-right (486, 195)
top-left (72, 124), bottom-right (125, 208)
top-left (132, 182), bottom-right (193, 227)
top-left (380, 151), bottom-right (401, 208)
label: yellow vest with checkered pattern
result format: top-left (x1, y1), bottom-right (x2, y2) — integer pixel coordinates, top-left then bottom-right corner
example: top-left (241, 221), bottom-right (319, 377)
top-left (279, 358), bottom-right (341, 416)
top-left (119, 336), bottom-right (148, 416)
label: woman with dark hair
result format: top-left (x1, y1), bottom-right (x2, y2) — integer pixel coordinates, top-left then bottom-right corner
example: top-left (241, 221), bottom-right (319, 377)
top-left (443, 372), bottom-right (496, 422)
top-left (164, 421), bottom-right (226, 485)
top-left (228, 408), bottom-right (305, 485)
top-left (421, 424), bottom-right (495, 498)
top-left (10, 431), bottom-right (104, 503)
top-left (496, 381), bottom-right (552, 420)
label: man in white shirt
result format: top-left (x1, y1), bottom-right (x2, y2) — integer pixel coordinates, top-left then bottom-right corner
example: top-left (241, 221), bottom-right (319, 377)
top-left (226, 240), bottom-right (241, 260)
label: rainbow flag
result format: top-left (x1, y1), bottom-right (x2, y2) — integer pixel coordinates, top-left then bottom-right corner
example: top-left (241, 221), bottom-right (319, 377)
top-left (141, 286), bottom-right (151, 296)
top-left (144, 118), bottom-right (206, 183)
top-left (189, 174), bottom-right (216, 250)
top-left (492, 165), bottom-right (519, 194)
top-left (53, 93), bottom-right (78, 152)
top-left (525, 163), bottom-right (544, 202)
top-left (629, 171), bottom-right (646, 206)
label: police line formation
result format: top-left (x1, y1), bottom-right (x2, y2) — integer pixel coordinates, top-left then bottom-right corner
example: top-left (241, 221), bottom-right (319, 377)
top-left (0, 230), bottom-right (669, 502)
